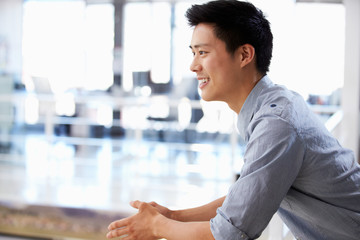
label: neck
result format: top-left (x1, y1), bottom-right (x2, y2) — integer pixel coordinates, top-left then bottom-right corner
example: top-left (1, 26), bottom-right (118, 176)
top-left (227, 72), bottom-right (264, 114)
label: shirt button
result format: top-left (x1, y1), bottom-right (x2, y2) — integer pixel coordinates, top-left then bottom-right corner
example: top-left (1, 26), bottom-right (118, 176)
top-left (270, 104), bottom-right (277, 107)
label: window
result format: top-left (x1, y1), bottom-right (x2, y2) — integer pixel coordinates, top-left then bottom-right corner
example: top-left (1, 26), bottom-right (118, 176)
top-left (22, 1), bottom-right (114, 93)
top-left (122, 2), bottom-right (171, 92)
top-left (262, 1), bottom-right (345, 102)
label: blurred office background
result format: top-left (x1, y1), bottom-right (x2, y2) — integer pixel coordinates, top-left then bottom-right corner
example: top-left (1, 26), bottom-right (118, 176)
top-left (0, 0), bottom-right (359, 239)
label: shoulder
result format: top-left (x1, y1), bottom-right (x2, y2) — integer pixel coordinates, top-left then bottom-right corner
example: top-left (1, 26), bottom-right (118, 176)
top-left (245, 83), bottom-right (319, 147)
top-left (255, 84), bottom-right (308, 123)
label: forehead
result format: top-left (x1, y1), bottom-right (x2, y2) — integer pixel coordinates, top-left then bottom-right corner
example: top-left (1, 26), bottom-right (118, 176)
top-left (190, 23), bottom-right (219, 48)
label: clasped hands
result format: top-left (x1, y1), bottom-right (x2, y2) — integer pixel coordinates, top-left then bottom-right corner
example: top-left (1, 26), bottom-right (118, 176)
top-left (106, 200), bottom-right (171, 240)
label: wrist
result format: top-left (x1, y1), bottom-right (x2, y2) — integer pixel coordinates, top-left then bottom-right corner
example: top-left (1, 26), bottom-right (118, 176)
top-left (169, 209), bottom-right (178, 221)
top-left (153, 211), bottom-right (170, 238)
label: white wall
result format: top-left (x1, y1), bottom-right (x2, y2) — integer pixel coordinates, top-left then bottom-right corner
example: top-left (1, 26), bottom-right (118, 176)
top-left (0, 0), bottom-right (23, 77)
top-left (341, 0), bottom-right (360, 161)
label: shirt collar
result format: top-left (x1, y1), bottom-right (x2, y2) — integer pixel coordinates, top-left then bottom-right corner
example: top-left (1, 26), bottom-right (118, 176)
top-left (236, 75), bottom-right (273, 140)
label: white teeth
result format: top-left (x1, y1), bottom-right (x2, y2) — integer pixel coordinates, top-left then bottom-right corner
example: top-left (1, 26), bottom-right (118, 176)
top-left (202, 78), bottom-right (209, 83)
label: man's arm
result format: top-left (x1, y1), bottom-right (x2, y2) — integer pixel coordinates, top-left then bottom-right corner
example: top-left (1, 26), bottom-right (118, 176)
top-left (170, 196), bottom-right (226, 222)
top-left (150, 196), bottom-right (226, 222)
top-left (106, 197), bottom-right (225, 240)
top-left (155, 218), bottom-right (214, 240)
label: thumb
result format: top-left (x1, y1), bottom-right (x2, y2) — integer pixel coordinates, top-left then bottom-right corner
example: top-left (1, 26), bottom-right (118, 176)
top-left (149, 201), bottom-right (158, 207)
top-left (130, 200), bottom-right (142, 209)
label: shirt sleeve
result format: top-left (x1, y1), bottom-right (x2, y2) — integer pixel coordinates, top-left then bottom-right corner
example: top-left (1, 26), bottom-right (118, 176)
top-left (210, 114), bottom-right (305, 239)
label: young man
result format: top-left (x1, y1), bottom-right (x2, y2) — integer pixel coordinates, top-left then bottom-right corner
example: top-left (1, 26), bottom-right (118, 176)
top-left (107, 1), bottom-right (360, 239)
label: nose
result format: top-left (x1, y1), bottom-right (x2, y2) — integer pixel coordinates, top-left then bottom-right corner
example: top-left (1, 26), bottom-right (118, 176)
top-left (190, 57), bottom-right (202, 72)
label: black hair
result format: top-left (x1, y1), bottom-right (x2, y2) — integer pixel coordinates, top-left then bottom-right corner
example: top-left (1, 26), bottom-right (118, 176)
top-left (185, 0), bottom-right (273, 74)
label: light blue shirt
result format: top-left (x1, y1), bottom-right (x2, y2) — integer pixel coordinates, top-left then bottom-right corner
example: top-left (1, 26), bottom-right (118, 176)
top-left (210, 76), bottom-right (360, 240)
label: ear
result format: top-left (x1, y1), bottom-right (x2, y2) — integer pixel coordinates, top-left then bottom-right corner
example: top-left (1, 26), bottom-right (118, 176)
top-left (238, 44), bottom-right (256, 68)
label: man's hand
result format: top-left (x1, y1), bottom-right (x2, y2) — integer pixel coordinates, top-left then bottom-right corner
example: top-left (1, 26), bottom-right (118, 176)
top-left (148, 201), bottom-right (174, 219)
top-left (106, 200), bottom-right (163, 240)
top-left (106, 198), bottom-right (219, 240)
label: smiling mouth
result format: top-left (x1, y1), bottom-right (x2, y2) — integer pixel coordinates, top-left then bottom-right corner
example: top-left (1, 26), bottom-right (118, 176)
top-left (199, 78), bottom-right (210, 83)
top-left (198, 78), bottom-right (210, 89)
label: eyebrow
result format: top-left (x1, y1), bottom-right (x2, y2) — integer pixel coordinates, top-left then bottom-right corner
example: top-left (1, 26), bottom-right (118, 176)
top-left (189, 43), bottom-right (210, 49)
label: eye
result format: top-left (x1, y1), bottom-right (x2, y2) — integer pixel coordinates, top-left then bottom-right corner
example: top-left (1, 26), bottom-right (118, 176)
top-left (191, 50), bottom-right (207, 57)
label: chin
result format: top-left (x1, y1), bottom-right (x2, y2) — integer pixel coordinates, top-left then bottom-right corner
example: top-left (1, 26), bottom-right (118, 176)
top-left (200, 89), bottom-right (221, 102)
top-left (200, 94), bottom-right (217, 102)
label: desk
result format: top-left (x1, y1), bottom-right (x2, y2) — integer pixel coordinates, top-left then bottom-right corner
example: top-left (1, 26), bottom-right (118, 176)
top-left (0, 92), bottom-right (240, 160)
top-left (0, 92), bottom-right (341, 173)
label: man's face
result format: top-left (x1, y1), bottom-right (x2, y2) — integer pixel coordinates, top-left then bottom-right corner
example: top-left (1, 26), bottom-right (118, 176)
top-left (189, 23), bottom-right (242, 103)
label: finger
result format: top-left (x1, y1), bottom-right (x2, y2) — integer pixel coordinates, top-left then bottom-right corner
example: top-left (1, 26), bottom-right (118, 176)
top-left (106, 227), bottom-right (128, 239)
top-left (119, 234), bottom-right (132, 240)
top-left (148, 201), bottom-right (157, 207)
top-left (130, 200), bottom-right (142, 209)
top-left (108, 218), bottom-right (128, 231)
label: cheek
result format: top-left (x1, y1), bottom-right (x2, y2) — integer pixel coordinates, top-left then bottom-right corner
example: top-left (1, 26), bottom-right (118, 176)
top-left (210, 63), bottom-right (235, 84)
top-left (204, 54), bottom-right (237, 82)
top-left (206, 59), bottom-right (226, 78)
